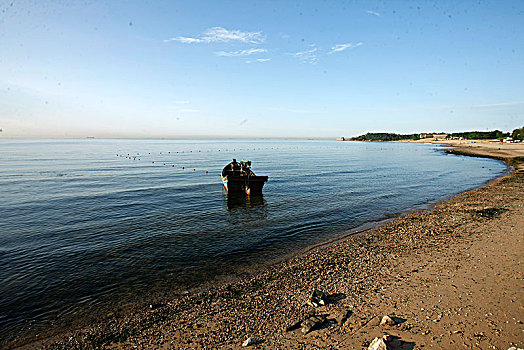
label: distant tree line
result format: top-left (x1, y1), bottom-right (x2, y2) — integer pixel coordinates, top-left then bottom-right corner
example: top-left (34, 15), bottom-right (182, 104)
top-left (350, 132), bottom-right (421, 141)
top-left (344, 126), bottom-right (523, 142)
top-left (512, 126), bottom-right (524, 140)
top-left (446, 130), bottom-right (508, 140)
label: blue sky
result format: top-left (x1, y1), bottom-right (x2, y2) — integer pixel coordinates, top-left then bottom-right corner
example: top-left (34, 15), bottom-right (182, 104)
top-left (0, 0), bottom-right (523, 138)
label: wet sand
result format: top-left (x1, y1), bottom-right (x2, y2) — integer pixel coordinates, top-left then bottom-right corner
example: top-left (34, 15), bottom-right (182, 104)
top-left (11, 143), bottom-right (524, 350)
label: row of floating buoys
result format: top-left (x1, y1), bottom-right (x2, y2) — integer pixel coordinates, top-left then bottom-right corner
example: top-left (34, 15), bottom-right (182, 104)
top-left (116, 153), bottom-right (211, 174)
top-left (116, 146), bottom-right (331, 163)
top-left (115, 146), bottom-right (344, 159)
top-left (118, 147), bottom-right (290, 157)
top-left (116, 145), bottom-right (322, 173)
top-left (112, 145), bottom-right (351, 156)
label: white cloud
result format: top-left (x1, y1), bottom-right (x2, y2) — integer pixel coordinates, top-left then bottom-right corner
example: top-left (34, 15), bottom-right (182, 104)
top-left (164, 37), bottom-right (203, 44)
top-left (329, 42), bottom-right (363, 54)
top-left (175, 100), bottom-right (189, 104)
top-left (366, 10), bottom-right (381, 17)
top-left (214, 48), bottom-right (267, 57)
top-left (164, 27), bottom-right (265, 44)
top-left (288, 47), bottom-right (319, 64)
top-left (203, 27), bottom-right (265, 43)
top-left (471, 101), bottom-right (524, 108)
top-left (178, 108), bottom-right (199, 113)
top-left (245, 58), bottom-right (271, 63)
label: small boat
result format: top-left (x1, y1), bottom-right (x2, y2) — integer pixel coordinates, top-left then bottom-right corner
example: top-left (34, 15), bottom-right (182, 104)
top-left (221, 159), bottom-right (268, 195)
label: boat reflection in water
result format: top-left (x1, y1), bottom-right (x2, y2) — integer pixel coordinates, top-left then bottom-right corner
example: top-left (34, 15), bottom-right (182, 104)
top-left (225, 192), bottom-right (267, 211)
top-left (224, 193), bottom-right (268, 229)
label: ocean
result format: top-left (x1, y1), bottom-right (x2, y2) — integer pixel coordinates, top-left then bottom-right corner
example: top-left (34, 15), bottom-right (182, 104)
top-left (0, 138), bottom-right (507, 343)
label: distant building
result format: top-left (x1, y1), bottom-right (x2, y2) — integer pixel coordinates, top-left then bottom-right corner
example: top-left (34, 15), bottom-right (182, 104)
top-left (420, 133), bottom-right (447, 140)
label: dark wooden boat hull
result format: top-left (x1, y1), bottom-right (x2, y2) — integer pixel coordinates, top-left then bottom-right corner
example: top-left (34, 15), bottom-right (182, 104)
top-left (222, 175), bottom-right (268, 195)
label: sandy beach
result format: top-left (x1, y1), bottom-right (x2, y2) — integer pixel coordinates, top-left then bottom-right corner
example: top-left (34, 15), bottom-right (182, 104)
top-left (11, 142), bottom-right (524, 350)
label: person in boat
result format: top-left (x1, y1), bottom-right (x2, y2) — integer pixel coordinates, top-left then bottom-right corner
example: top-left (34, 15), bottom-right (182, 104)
top-left (230, 159), bottom-right (241, 176)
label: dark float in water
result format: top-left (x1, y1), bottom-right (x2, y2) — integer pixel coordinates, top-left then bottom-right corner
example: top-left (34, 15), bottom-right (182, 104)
top-left (221, 159), bottom-right (268, 195)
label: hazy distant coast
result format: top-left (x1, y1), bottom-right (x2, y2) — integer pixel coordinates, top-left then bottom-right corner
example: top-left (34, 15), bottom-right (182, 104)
top-left (338, 127), bottom-right (524, 143)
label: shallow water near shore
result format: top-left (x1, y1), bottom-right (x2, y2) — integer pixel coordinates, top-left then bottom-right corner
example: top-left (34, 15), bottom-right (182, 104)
top-left (0, 138), bottom-right (507, 343)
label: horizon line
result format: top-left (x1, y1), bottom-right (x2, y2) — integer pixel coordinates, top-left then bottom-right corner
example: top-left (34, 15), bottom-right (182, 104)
top-left (0, 135), bottom-right (336, 141)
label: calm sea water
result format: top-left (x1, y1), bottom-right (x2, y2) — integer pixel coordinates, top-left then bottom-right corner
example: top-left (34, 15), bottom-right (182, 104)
top-left (0, 138), bottom-right (507, 342)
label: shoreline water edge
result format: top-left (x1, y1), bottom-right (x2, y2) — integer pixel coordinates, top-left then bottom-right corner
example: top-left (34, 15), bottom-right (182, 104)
top-left (7, 141), bottom-right (524, 349)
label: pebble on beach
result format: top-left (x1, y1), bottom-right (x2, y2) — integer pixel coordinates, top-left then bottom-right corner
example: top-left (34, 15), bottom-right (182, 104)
top-left (368, 337), bottom-right (388, 350)
top-left (242, 337), bottom-right (257, 347)
top-left (380, 315), bottom-right (397, 327)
